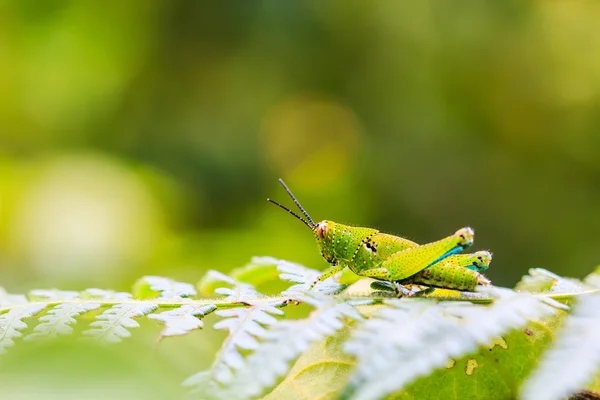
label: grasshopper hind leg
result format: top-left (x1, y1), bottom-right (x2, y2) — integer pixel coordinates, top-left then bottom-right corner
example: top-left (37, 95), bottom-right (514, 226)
top-left (411, 286), bottom-right (436, 297)
top-left (393, 283), bottom-right (436, 298)
top-left (369, 280), bottom-right (436, 298)
top-left (393, 282), bottom-right (418, 297)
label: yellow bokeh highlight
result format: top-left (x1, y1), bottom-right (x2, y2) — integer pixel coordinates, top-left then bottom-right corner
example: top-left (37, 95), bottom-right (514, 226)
top-left (261, 94), bottom-right (362, 187)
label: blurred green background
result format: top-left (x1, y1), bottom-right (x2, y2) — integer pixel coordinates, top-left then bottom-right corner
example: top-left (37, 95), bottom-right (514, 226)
top-left (1, 1), bottom-right (600, 397)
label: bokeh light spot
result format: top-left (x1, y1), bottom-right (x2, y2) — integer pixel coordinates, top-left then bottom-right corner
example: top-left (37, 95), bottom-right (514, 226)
top-left (9, 153), bottom-right (165, 281)
top-left (261, 95), bottom-right (362, 187)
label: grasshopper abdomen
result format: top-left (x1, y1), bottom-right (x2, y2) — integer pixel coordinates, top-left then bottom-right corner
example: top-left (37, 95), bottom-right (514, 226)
top-left (404, 263), bottom-right (489, 291)
top-left (403, 252), bottom-right (492, 291)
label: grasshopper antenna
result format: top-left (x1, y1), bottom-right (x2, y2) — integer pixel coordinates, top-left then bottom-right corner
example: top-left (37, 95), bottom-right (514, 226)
top-left (276, 179), bottom-right (317, 227)
top-left (267, 198), bottom-right (315, 229)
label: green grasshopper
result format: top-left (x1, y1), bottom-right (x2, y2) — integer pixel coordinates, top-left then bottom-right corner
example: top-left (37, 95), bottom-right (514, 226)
top-left (268, 179), bottom-right (491, 295)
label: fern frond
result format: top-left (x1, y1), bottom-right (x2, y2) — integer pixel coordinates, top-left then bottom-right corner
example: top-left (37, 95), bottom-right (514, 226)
top-left (149, 304), bottom-right (217, 338)
top-left (83, 300), bottom-right (158, 343)
top-left (277, 260), bottom-right (348, 295)
top-left (0, 289), bottom-right (47, 353)
top-left (521, 292), bottom-right (600, 400)
top-left (223, 293), bottom-right (362, 399)
top-left (3, 259), bottom-right (600, 400)
top-left (343, 287), bottom-right (562, 400)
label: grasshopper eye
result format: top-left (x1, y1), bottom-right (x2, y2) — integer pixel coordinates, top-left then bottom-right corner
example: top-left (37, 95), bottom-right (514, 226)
top-left (317, 223), bottom-right (328, 239)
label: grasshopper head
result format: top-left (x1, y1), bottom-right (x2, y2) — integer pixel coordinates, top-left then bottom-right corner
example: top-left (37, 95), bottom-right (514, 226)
top-left (314, 220), bottom-right (336, 263)
top-left (268, 179), bottom-right (376, 266)
top-left (469, 250), bottom-right (492, 271)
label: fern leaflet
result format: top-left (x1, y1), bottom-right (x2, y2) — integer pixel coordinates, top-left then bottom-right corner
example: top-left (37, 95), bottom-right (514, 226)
top-left (83, 295), bottom-right (158, 343)
top-left (0, 305), bottom-right (47, 353)
top-left (183, 272), bottom-right (285, 394)
top-left (149, 304), bottom-right (217, 338)
top-left (0, 289), bottom-right (47, 353)
top-left (24, 290), bottom-right (99, 340)
top-left (136, 276), bottom-right (197, 299)
top-left (207, 270), bottom-right (264, 303)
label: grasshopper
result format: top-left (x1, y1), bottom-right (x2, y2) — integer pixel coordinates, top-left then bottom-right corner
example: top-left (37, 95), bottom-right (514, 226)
top-left (268, 179), bottom-right (491, 295)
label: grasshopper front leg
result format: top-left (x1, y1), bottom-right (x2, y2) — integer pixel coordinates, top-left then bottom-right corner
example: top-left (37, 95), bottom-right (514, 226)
top-left (309, 263), bottom-right (344, 289)
top-left (356, 267), bottom-right (392, 281)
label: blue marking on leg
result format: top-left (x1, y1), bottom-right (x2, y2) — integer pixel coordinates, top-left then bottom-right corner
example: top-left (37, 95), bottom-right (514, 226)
top-left (466, 264), bottom-right (489, 272)
top-left (424, 246), bottom-right (463, 269)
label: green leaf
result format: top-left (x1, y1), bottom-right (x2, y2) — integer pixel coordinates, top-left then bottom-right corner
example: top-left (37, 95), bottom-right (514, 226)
top-left (342, 288), bottom-right (563, 400)
top-left (230, 256), bottom-right (281, 286)
top-left (266, 315), bottom-right (563, 399)
top-left (197, 258), bottom-right (280, 296)
top-left (264, 326), bottom-right (355, 400)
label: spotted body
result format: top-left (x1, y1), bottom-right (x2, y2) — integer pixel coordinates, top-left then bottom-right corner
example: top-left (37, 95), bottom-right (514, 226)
top-left (268, 179), bottom-right (492, 293)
